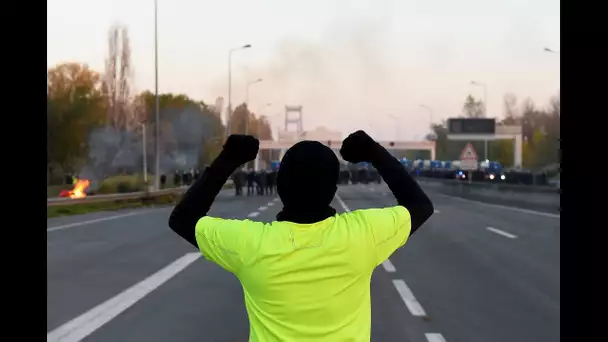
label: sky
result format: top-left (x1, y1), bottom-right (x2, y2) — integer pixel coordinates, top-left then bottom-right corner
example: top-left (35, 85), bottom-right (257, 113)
top-left (47, 0), bottom-right (560, 141)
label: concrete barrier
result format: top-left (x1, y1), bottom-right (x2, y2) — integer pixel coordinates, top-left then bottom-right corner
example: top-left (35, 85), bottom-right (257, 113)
top-left (417, 178), bottom-right (560, 214)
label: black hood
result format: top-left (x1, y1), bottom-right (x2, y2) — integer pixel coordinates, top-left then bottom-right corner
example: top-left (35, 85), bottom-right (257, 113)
top-left (276, 141), bottom-right (340, 223)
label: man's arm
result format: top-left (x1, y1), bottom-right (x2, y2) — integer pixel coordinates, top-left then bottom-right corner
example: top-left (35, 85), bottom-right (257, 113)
top-left (168, 152), bottom-right (238, 248)
top-left (371, 147), bottom-right (434, 235)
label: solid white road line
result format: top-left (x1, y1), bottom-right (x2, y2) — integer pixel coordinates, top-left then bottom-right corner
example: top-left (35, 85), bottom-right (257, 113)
top-left (248, 212), bottom-right (260, 218)
top-left (486, 227), bottom-right (517, 239)
top-left (47, 252), bottom-right (201, 342)
top-left (425, 333), bottom-right (447, 342)
top-left (47, 212), bottom-right (147, 233)
top-left (259, 206), bottom-right (268, 211)
top-left (392, 279), bottom-right (427, 316)
top-left (335, 194), bottom-right (351, 212)
top-left (382, 259), bottom-right (396, 273)
top-left (436, 193), bottom-right (560, 219)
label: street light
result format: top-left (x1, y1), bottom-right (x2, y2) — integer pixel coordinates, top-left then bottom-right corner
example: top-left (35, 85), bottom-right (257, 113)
top-left (470, 81), bottom-right (488, 117)
top-left (153, 0), bottom-right (160, 191)
top-left (141, 123), bottom-right (148, 184)
top-left (420, 104), bottom-right (434, 125)
top-left (245, 78), bottom-right (263, 105)
top-left (544, 47), bottom-right (560, 54)
top-left (226, 44), bottom-right (252, 139)
top-left (388, 114), bottom-right (400, 141)
top-left (420, 104), bottom-right (436, 141)
top-left (471, 81), bottom-right (489, 159)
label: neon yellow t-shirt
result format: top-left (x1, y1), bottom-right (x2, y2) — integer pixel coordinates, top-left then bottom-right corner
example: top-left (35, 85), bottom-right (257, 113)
top-left (195, 206), bottom-right (411, 342)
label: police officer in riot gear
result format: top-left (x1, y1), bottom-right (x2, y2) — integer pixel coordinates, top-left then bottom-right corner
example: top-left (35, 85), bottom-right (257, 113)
top-left (174, 170), bottom-right (181, 188)
top-left (247, 169), bottom-right (256, 196)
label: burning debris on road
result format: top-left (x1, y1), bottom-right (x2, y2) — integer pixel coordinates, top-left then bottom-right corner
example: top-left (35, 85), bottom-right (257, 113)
top-left (59, 179), bottom-right (91, 199)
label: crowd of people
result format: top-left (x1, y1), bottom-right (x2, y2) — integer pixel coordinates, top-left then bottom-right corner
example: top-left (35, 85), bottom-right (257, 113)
top-left (231, 169), bottom-right (278, 196)
top-left (159, 169), bottom-right (202, 188)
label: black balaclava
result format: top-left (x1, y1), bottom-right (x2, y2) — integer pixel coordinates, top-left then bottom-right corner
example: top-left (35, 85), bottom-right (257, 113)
top-left (276, 141), bottom-right (340, 223)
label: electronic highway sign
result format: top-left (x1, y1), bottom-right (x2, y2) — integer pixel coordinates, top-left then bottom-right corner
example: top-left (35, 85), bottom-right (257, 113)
top-left (448, 118), bottom-right (496, 135)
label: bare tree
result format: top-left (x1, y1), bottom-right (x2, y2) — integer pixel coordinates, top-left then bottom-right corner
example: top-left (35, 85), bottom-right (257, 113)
top-left (462, 95), bottom-right (484, 117)
top-left (103, 24), bottom-right (137, 131)
top-left (503, 93), bottom-right (518, 119)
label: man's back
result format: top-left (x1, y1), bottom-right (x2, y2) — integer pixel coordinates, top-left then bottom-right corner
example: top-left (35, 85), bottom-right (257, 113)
top-left (195, 206), bottom-right (412, 341)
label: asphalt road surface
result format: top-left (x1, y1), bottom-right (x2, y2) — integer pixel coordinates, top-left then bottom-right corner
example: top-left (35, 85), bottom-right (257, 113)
top-left (47, 185), bottom-right (560, 342)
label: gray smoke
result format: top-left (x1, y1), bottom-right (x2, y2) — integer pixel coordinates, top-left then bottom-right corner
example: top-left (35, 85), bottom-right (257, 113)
top-left (80, 104), bottom-right (221, 187)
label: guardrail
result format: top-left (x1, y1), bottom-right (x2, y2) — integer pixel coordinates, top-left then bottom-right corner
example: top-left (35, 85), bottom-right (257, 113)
top-left (46, 188), bottom-right (187, 207)
top-left (416, 177), bottom-right (560, 214)
top-left (47, 180), bottom-right (235, 207)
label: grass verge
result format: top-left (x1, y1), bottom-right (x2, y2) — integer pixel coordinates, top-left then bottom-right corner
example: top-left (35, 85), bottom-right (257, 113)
top-left (47, 194), bottom-right (179, 218)
top-left (47, 183), bottom-right (233, 218)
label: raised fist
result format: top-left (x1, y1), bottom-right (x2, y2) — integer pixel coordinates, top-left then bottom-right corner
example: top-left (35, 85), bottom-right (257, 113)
top-left (339, 130), bottom-right (380, 164)
top-left (222, 134), bottom-right (260, 166)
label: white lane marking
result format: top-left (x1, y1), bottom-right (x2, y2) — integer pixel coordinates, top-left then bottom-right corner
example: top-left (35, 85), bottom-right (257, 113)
top-left (370, 187), bottom-right (375, 192)
top-left (267, 202), bottom-right (275, 207)
top-left (436, 193), bottom-right (559, 219)
top-left (486, 226), bottom-right (517, 239)
top-left (47, 212), bottom-right (146, 232)
top-left (392, 279), bottom-right (427, 316)
top-left (425, 333), bottom-right (447, 342)
top-left (47, 252), bottom-right (201, 342)
top-left (248, 212), bottom-right (260, 218)
top-left (434, 209), bottom-right (440, 214)
top-left (273, 197), bottom-right (280, 202)
top-left (259, 206), bottom-right (268, 211)
top-left (382, 259), bottom-right (396, 273)
top-left (335, 194), bottom-right (351, 212)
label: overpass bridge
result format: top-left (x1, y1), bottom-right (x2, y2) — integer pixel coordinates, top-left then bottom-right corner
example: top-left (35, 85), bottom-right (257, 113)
top-left (254, 139), bottom-right (436, 170)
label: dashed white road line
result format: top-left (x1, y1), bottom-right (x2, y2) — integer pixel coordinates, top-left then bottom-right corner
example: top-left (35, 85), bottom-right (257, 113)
top-left (382, 259), bottom-right (396, 273)
top-left (47, 252), bottom-right (201, 342)
top-left (425, 333), bottom-right (447, 342)
top-left (486, 226), bottom-right (517, 239)
top-left (267, 202), bottom-right (275, 207)
top-left (248, 212), bottom-right (260, 218)
top-left (273, 197), bottom-right (280, 202)
top-left (47, 211), bottom-right (150, 233)
top-left (259, 206), bottom-right (268, 211)
top-left (434, 209), bottom-right (440, 214)
top-left (392, 279), bottom-right (427, 316)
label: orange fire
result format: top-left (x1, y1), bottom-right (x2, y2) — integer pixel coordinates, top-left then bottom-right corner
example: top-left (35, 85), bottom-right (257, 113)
top-left (69, 179), bottom-right (90, 199)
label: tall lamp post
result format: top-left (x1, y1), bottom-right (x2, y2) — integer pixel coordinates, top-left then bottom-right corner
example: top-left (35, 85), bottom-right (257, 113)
top-left (544, 47), bottom-right (560, 54)
top-left (420, 104), bottom-right (436, 140)
top-left (388, 114), bottom-right (400, 141)
top-left (471, 81), bottom-right (489, 160)
top-left (226, 44), bottom-right (252, 139)
top-left (244, 79), bottom-right (263, 135)
top-left (252, 102), bottom-right (272, 136)
top-left (153, 0), bottom-right (160, 191)
top-left (245, 78), bottom-right (263, 105)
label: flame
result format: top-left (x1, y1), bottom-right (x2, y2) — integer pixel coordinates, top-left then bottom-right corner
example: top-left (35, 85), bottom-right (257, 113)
top-left (69, 179), bottom-right (90, 199)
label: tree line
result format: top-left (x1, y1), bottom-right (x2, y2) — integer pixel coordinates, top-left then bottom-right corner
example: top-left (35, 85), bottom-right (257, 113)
top-left (47, 62), bottom-right (273, 184)
top-left (429, 92), bottom-right (560, 171)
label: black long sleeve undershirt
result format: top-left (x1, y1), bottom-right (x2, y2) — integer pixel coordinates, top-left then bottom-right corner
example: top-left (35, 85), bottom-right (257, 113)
top-left (371, 145), bottom-right (434, 235)
top-left (168, 152), bottom-right (238, 248)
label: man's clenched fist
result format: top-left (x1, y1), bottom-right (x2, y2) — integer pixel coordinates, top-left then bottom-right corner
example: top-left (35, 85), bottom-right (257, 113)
top-left (339, 130), bottom-right (381, 164)
top-left (223, 134), bottom-right (260, 166)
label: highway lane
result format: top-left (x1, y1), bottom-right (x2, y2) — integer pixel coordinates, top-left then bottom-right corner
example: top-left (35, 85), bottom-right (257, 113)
top-left (340, 184), bottom-right (560, 342)
top-left (47, 184), bottom-right (559, 342)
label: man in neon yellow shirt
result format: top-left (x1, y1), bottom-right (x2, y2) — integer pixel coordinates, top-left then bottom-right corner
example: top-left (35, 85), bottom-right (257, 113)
top-left (169, 131), bottom-right (434, 341)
